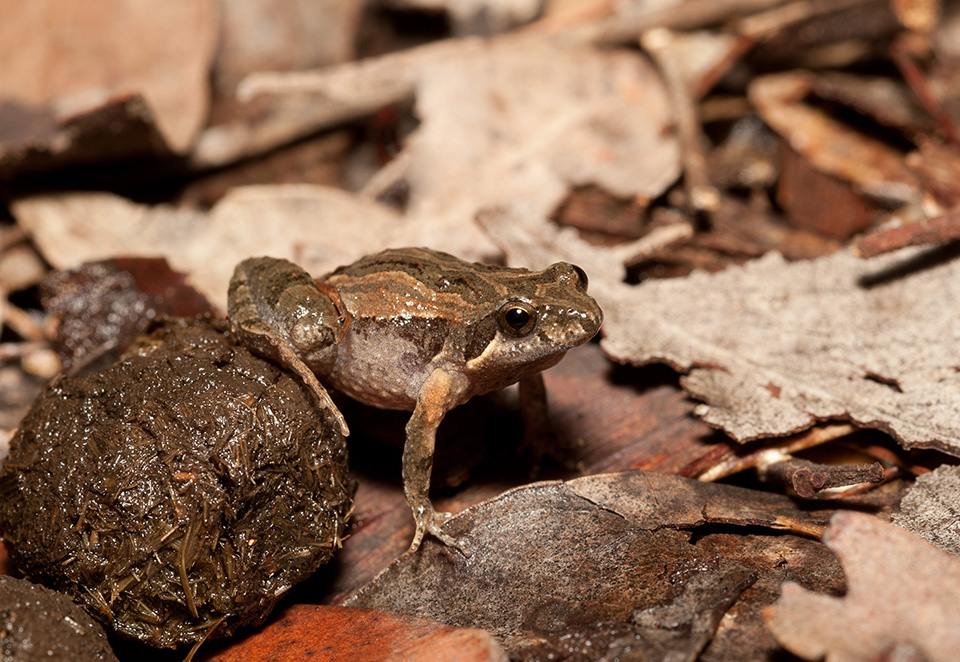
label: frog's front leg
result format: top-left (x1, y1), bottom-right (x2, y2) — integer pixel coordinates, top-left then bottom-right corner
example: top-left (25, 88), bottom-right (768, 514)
top-left (228, 257), bottom-right (349, 436)
top-left (404, 368), bottom-right (471, 553)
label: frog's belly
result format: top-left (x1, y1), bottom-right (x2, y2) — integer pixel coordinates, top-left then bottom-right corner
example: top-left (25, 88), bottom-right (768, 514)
top-left (325, 323), bottom-right (440, 411)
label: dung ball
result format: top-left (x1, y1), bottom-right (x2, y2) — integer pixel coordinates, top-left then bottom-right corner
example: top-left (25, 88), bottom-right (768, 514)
top-left (0, 319), bottom-right (352, 648)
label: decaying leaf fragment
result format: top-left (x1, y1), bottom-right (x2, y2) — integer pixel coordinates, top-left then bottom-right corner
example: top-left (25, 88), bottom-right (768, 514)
top-left (765, 511), bottom-right (960, 662)
top-left (892, 465), bottom-right (960, 558)
top-left (601, 245), bottom-right (960, 455)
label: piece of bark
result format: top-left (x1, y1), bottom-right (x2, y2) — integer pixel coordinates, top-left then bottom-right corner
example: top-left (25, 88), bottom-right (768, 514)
top-left (765, 511), bottom-right (960, 662)
top-left (892, 464), bottom-right (960, 558)
top-left (600, 245), bottom-right (960, 453)
top-left (0, 0), bottom-right (218, 155)
top-left (203, 605), bottom-right (508, 662)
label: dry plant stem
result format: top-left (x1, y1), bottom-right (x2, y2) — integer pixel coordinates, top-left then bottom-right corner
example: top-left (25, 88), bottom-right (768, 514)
top-left (519, 0), bottom-right (617, 34)
top-left (838, 440), bottom-right (932, 476)
top-left (618, 221), bottom-right (695, 264)
top-left (579, 0), bottom-right (795, 45)
top-left (697, 423), bottom-right (857, 482)
top-left (737, 0), bottom-right (878, 40)
top-left (854, 209), bottom-right (960, 257)
top-left (890, 37), bottom-right (960, 148)
top-left (759, 456), bottom-right (885, 498)
top-left (4, 300), bottom-right (48, 342)
top-left (642, 29), bottom-right (719, 214)
top-left (0, 341), bottom-right (49, 361)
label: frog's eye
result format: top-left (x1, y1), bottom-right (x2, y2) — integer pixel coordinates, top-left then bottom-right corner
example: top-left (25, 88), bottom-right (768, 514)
top-left (572, 265), bottom-right (588, 290)
top-left (497, 300), bottom-right (537, 338)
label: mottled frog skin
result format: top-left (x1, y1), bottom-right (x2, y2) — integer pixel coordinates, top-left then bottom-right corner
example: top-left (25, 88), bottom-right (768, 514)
top-left (228, 247), bottom-right (603, 552)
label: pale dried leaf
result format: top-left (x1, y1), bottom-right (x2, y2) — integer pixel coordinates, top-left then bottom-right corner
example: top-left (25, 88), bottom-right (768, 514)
top-left (765, 511), bottom-right (960, 662)
top-left (13, 186), bottom-right (402, 310)
top-left (892, 465), bottom-right (960, 558)
top-left (214, 0), bottom-right (363, 94)
top-left (0, 0), bottom-right (218, 153)
top-left (394, 38), bottom-right (680, 259)
top-left (601, 246), bottom-right (960, 452)
top-left (207, 38), bottom-right (679, 262)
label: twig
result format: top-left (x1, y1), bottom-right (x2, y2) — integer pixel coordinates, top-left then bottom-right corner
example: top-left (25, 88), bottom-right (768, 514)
top-left (642, 29), bottom-right (719, 214)
top-left (696, 423), bottom-right (857, 482)
top-left (890, 36), bottom-right (960, 149)
top-left (854, 208), bottom-right (960, 257)
top-left (758, 455), bottom-right (885, 498)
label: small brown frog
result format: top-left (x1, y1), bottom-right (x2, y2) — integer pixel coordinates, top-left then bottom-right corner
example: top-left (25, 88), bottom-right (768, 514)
top-left (228, 247), bottom-right (603, 552)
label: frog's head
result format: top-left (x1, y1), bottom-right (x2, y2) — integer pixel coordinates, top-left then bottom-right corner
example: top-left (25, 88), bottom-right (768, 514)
top-left (464, 262), bottom-right (602, 389)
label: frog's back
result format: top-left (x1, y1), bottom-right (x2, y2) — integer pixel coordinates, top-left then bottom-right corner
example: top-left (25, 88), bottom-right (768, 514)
top-left (325, 247), bottom-right (531, 313)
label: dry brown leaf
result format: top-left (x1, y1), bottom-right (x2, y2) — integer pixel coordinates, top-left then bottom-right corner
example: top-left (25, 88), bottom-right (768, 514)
top-left (13, 185), bottom-right (402, 310)
top-left (892, 465), bottom-right (960, 558)
top-left (765, 511), bottom-right (960, 662)
top-left (0, 0), bottom-right (218, 154)
top-left (206, 604), bottom-right (508, 662)
top-left (750, 72), bottom-right (920, 200)
top-left (347, 470), bottom-right (831, 659)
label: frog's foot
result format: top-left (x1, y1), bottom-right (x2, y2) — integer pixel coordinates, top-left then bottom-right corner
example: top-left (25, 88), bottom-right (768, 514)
top-left (409, 508), bottom-right (470, 556)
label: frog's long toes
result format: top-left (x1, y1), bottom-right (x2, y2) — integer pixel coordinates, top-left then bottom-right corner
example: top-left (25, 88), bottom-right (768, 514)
top-left (409, 512), bottom-right (470, 556)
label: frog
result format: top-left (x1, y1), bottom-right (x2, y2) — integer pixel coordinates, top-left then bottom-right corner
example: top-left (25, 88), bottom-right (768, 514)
top-left (228, 247), bottom-right (603, 553)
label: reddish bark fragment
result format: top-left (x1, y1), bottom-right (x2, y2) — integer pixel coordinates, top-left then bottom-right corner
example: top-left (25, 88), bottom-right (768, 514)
top-left (204, 605), bottom-right (507, 662)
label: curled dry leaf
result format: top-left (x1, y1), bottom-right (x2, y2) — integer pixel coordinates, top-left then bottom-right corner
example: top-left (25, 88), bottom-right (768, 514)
top-left (0, 0), bottom-right (218, 156)
top-left (765, 511), bottom-right (960, 662)
top-left (347, 470), bottom-right (830, 659)
top-left (892, 464), bottom-right (960, 558)
top-left (13, 185), bottom-right (402, 310)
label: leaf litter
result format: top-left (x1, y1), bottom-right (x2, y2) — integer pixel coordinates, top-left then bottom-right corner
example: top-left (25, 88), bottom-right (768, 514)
top-left (1, 1), bottom-right (959, 660)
